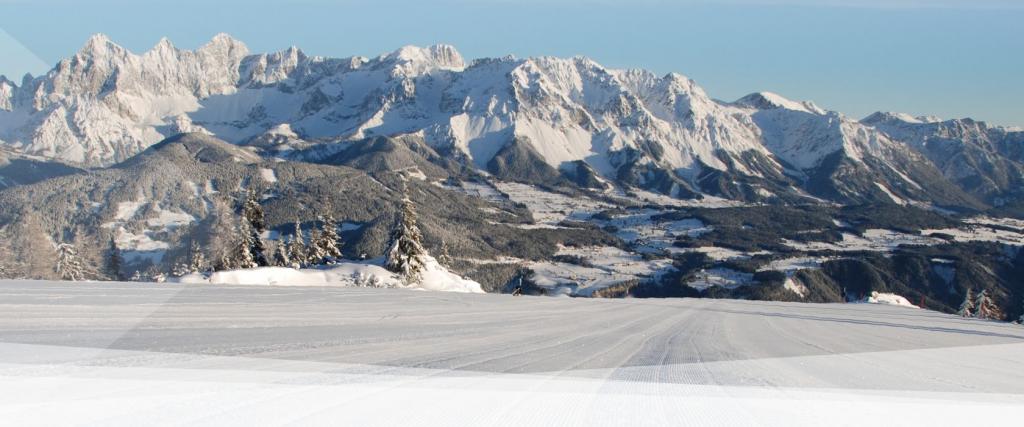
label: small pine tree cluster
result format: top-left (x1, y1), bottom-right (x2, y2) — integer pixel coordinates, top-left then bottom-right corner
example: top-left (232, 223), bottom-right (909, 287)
top-left (974, 289), bottom-right (1000, 320)
top-left (959, 289), bottom-right (1002, 320)
top-left (213, 189), bottom-right (276, 271)
top-left (270, 217), bottom-right (343, 268)
top-left (207, 189), bottom-right (347, 272)
top-left (172, 241), bottom-right (207, 277)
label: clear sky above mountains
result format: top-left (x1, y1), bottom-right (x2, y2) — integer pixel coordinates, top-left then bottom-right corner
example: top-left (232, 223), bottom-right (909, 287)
top-left (1, 0), bottom-right (1021, 127)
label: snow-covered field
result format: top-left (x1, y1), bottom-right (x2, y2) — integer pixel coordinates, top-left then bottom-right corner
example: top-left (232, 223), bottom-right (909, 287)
top-left (528, 245), bottom-right (674, 295)
top-left (685, 267), bottom-right (755, 290)
top-left (494, 182), bottom-right (612, 227)
top-left (922, 223), bottom-right (1024, 246)
top-left (593, 209), bottom-right (713, 254)
top-left (783, 228), bottom-right (945, 252)
top-left (0, 281), bottom-right (1021, 425)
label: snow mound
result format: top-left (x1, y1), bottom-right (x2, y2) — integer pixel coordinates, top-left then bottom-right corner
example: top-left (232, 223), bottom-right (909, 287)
top-left (417, 257), bottom-right (484, 293)
top-left (858, 291), bottom-right (919, 308)
top-left (173, 258), bottom-right (483, 293)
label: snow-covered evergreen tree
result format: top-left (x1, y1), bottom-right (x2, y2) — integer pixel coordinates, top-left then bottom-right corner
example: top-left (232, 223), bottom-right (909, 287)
top-left (103, 237), bottom-right (124, 281)
top-left (171, 262), bottom-right (191, 277)
top-left (957, 288), bottom-right (974, 317)
top-left (215, 249), bottom-right (234, 271)
top-left (313, 215), bottom-right (343, 264)
top-left (974, 289), bottom-right (994, 320)
top-left (241, 189), bottom-right (269, 266)
top-left (271, 239), bottom-right (291, 267)
top-left (287, 219), bottom-right (308, 268)
top-left (252, 234), bottom-right (269, 267)
top-left (437, 239), bottom-right (453, 268)
top-left (243, 188), bottom-right (267, 232)
top-left (234, 217), bottom-right (258, 269)
top-left (307, 229), bottom-right (327, 265)
top-left (188, 241), bottom-right (208, 273)
top-left (1018, 298), bottom-right (1024, 324)
top-left (55, 242), bottom-right (86, 281)
top-left (385, 197), bottom-right (429, 284)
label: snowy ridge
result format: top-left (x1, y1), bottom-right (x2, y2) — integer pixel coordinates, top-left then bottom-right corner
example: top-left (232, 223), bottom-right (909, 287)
top-left (0, 34), bottom-right (1019, 209)
top-left (734, 91), bottom-right (825, 115)
top-left (0, 37), bottom-right (901, 185)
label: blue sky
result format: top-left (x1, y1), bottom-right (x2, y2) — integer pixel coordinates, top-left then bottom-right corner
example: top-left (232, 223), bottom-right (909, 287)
top-left (1, 0), bottom-right (1022, 127)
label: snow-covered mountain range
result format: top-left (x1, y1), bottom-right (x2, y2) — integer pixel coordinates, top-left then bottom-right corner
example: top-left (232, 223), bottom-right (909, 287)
top-left (2, 35), bottom-right (1024, 316)
top-left (1, 34), bottom-right (1022, 209)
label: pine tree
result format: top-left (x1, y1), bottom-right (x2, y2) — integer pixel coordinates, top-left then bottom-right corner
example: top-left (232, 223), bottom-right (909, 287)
top-left (243, 188), bottom-right (267, 232)
top-left (234, 217), bottom-right (258, 269)
top-left (957, 288), bottom-right (974, 317)
top-left (437, 239), bottom-right (453, 268)
top-left (241, 189), bottom-right (269, 266)
top-left (307, 229), bottom-right (327, 265)
top-left (272, 239), bottom-right (291, 267)
top-left (287, 219), bottom-right (308, 268)
top-left (314, 215), bottom-right (343, 264)
top-left (103, 237), bottom-right (124, 281)
top-left (215, 249), bottom-right (234, 271)
top-left (974, 289), bottom-right (994, 320)
top-left (1017, 298), bottom-right (1024, 324)
top-left (252, 233), bottom-right (269, 267)
top-left (55, 242), bottom-right (85, 281)
top-left (385, 197), bottom-right (429, 284)
top-left (188, 241), bottom-right (208, 273)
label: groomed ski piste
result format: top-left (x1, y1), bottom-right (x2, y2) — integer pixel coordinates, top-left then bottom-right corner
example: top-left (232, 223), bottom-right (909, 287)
top-left (1, 280), bottom-right (1022, 426)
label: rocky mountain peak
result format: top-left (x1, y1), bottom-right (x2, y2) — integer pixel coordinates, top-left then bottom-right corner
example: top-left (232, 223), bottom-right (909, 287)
top-left (735, 92), bottom-right (824, 115)
top-left (77, 33), bottom-right (123, 58)
top-left (386, 44), bottom-right (466, 72)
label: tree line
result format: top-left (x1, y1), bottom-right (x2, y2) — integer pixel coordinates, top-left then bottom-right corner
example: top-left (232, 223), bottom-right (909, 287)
top-left (22, 189), bottom-right (435, 287)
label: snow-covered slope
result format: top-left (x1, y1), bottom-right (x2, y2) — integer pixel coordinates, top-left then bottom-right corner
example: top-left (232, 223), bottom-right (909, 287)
top-left (1, 34), bottom-right (1020, 208)
top-left (2, 282), bottom-right (1023, 426)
